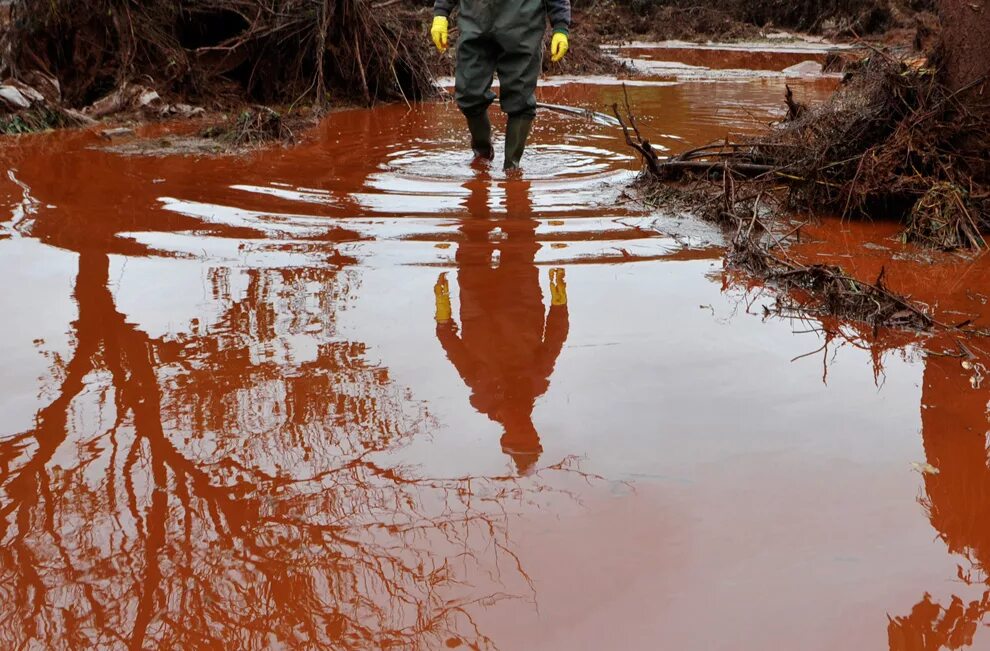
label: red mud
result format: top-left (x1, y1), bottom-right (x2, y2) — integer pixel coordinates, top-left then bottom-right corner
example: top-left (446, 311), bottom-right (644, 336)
top-left (0, 49), bottom-right (988, 651)
top-left (617, 44), bottom-right (832, 72)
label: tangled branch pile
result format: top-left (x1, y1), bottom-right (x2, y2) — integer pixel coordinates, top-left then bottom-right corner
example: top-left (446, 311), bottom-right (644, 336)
top-left (0, 0), bottom-right (435, 110)
top-left (615, 48), bottom-right (990, 334)
top-left (725, 199), bottom-right (937, 333)
top-left (757, 55), bottom-right (987, 246)
top-left (631, 54), bottom-right (989, 250)
top-left (628, 159), bottom-right (940, 332)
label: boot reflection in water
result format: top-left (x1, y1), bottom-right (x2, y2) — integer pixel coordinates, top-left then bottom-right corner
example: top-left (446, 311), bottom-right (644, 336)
top-left (888, 354), bottom-right (990, 651)
top-left (434, 176), bottom-right (569, 475)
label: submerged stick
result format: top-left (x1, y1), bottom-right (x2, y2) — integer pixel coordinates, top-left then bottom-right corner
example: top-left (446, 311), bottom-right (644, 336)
top-left (536, 102), bottom-right (621, 127)
top-left (491, 98), bottom-right (621, 127)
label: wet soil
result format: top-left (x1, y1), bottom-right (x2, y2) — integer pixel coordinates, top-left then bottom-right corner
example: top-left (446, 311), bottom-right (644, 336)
top-left (617, 42), bottom-right (834, 72)
top-left (1, 46), bottom-right (989, 651)
top-left (615, 40), bottom-right (855, 81)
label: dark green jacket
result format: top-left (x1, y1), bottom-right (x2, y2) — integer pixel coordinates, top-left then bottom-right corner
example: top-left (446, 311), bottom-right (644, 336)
top-left (434, 0), bottom-right (571, 33)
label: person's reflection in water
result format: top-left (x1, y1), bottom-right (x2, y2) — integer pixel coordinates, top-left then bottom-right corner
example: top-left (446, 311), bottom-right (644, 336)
top-left (888, 354), bottom-right (990, 651)
top-left (434, 173), bottom-right (569, 475)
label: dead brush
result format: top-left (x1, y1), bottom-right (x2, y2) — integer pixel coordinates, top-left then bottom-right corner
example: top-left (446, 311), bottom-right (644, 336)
top-left (905, 181), bottom-right (985, 249)
top-left (622, 54), bottom-right (989, 251)
top-left (722, 185), bottom-right (936, 333)
top-left (0, 0), bottom-right (436, 110)
top-left (613, 82), bottom-right (963, 335)
top-left (203, 107), bottom-right (295, 147)
top-left (0, 105), bottom-right (90, 135)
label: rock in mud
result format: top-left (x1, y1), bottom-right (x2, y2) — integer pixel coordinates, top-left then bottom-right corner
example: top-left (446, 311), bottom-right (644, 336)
top-left (0, 85), bottom-right (32, 110)
top-left (100, 127), bottom-right (136, 141)
top-left (172, 104), bottom-right (206, 118)
top-left (783, 60), bottom-right (825, 76)
top-left (6, 80), bottom-right (46, 104)
top-left (136, 89), bottom-right (164, 112)
top-left (86, 84), bottom-right (165, 119)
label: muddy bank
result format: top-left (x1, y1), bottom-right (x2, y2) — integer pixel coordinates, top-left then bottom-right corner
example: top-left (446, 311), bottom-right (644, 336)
top-left (0, 0), bottom-right (935, 139)
top-left (0, 0), bottom-right (441, 140)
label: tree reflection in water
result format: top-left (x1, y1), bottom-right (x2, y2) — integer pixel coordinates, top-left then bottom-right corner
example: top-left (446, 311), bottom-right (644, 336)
top-left (888, 353), bottom-right (990, 651)
top-left (752, 308), bottom-right (990, 650)
top-left (0, 248), bottom-right (581, 650)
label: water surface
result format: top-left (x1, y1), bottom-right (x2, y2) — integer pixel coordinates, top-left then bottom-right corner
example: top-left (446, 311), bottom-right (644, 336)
top-left (1, 49), bottom-right (988, 651)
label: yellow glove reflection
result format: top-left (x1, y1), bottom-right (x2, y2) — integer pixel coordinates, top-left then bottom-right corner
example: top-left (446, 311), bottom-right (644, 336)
top-left (549, 268), bottom-right (567, 306)
top-left (435, 273), bottom-right (452, 323)
top-left (551, 32), bottom-right (569, 63)
top-left (431, 16), bottom-right (449, 53)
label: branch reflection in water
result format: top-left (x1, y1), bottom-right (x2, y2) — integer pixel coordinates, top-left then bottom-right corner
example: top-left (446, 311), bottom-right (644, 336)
top-left (722, 272), bottom-right (990, 651)
top-left (0, 243), bottom-right (589, 650)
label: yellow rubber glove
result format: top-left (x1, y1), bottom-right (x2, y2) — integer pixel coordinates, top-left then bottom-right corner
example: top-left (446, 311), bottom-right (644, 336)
top-left (431, 16), bottom-right (449, 53)
top-left (435, 273), bottom-right (452, 323)
top-left (549, 268), bottom-right (567, 306)
top-left (551, 32), bottom-right (569, 63)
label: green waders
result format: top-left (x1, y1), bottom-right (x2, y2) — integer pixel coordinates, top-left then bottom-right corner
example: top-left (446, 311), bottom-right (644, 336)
top-left (455, 0), bottom-right (546, 170)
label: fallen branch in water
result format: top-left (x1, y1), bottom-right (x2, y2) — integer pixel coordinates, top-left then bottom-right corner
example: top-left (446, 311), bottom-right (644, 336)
top-left (614, 47), bottom-right (990, 336)
top-left (729, 204), bottom-right (938, 333)
top-left (620, 51), bottom-right (990, 250)
top-left (616, 88), bottom-right (961, 335)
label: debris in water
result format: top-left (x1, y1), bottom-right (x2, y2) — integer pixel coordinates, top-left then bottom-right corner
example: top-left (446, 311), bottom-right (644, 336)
top-left (910, 462), bottom-right (940, 475)
top-left (201, 108), bottom-right (297, 147)
top-left (621, 53), bottom-right (989, 250)
top-left (100, 127), bottom-right (136, 141)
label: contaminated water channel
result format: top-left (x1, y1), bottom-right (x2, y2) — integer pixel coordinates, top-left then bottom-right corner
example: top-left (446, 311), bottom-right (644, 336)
top-left (1, 44), bottom-right (989, 650)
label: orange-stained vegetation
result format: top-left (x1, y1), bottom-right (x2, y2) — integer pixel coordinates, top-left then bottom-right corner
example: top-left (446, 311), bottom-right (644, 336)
top-left (1, 48), bottom-right (989, 651)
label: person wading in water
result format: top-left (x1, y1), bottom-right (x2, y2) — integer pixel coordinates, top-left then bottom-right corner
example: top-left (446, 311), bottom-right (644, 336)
top-left (430, 0), bottom-right (572, 170)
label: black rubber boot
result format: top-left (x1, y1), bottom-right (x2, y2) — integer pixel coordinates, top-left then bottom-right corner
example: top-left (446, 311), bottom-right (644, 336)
top-left (503, 115), bottom-right (534, 171)
top-left (466, 112), bottom-right (495, 162)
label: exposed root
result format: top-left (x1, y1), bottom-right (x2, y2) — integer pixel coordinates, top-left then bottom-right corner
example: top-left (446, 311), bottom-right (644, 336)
top-left (0, 0), bottom-right (436, 113)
